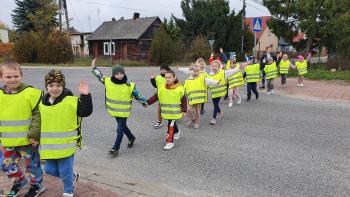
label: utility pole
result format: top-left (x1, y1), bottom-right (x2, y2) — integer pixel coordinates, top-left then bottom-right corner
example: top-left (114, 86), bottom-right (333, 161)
top-left (241, 0), bottom-right (246, 53)
top-left (58, 0), bottom-right (62, 32)
top-left (63, 0), bottom-right (70, 31)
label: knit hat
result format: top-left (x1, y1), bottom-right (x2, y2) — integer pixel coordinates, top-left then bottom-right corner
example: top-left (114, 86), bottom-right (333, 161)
top-left (45, 70), bottom-right (66, 87)
top-left (112, 64), bottom-right (125, 75)
top-left (297, 55), bottom-right (304, 61)
top-left (160, 63), bottom-right (171, 71)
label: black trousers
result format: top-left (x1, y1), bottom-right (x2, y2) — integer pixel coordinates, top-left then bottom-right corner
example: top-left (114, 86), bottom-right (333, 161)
top-left (261, 71), bottom-right (266, 87)
top-left (247, 82), bottom-right (259, 99)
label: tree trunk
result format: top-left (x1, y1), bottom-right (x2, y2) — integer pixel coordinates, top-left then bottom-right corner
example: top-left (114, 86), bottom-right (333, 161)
top-left (306, 36), bottom-right (314, 53)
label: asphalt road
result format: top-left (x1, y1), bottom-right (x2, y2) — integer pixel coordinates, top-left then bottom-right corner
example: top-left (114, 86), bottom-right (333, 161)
top-left (18, 67), bottom-right (350, 197)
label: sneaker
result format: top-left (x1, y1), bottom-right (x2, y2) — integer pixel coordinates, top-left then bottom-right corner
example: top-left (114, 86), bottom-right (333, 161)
top-left (163, 143), bottom-right (174, 150)
top-left (7, 178), bottom-right (29, 196)
top-left (193, 123), bottom-right (200, 129)
top-left (297, 84), bottom-right (301, 87)
top-left (256, 94), bottom-right (259, 100)
top-left (72, 172), bottom-right (80, 191)
top-left (210, 118), bottom-right (217, 125)
top-left (245, 97), bottom-right (251, 102)
top-left (153, 121), bottom-right (162, 129)
top-left (24, 184), bottom-right (45, 197)
top-left (271, 90), bottom-right (274, 94)
top-left (267, 91), bottom-right (271, 95)
top-left (108, 148), bottom-right (118, 157)
top-left (259, 86), bottom-right (265, 89)
top-left (301, 84), bottom-right (304, 87)
top-left (62, 193), bottom-right (74, 197)
top-left (174, 130), bottom-right (180, 140)
top-left (237, 95), bottom-right (242, 104)
top-left (282, 84), bottom-right (286, 88)
top-left (127, 137), bottom-right (136, 148)
top-left (228, 102), bottom-right (233, 107)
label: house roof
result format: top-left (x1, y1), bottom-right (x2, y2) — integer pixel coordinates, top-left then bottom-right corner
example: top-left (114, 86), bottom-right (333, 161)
top-left (87, 16), bottom-right (160, 41)
top-left (244, 16), bottom-right (272, 40)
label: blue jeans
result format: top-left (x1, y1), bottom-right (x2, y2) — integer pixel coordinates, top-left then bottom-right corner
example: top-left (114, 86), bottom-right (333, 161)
top-left (113, 117), bottom-right (135, 150)
top-left (212, 97), bottom-right (221, 119)
top-left (45, 154), bottom-right (74, 193)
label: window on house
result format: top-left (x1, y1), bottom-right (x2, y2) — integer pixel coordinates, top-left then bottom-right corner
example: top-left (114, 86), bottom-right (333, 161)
top-left (104, 42), bottom-right (115, 55)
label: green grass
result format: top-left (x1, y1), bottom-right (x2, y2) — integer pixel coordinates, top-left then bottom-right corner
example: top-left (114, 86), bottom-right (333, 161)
top-left (288, 64), bottom-right (350, 83)
top-left (20, 57), bottom-right (150, 67)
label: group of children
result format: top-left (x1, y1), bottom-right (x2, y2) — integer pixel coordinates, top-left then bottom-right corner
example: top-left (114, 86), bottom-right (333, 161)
top-left (1, 63), bottom-right (92, 197)
top-left (0, 52), bottom-right (308, 196)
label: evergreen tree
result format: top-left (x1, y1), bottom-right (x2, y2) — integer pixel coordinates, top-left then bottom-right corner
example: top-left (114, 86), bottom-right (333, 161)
top-left (150, 24), bottom-right (175, 64)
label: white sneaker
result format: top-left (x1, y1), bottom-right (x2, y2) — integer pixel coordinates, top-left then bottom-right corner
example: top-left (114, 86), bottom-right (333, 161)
top-left (193, 123), bottom-right (199, 129)
top-left (228, 102), bottom-right (233, 107)
top-left (271, 90), bottom-right (274, 94)
top-left (237, 95), bottom-right (242, 104)
top-left (164, 143), bottom-right (174, 150)
top-left (297, 84), bottom-right (301, 87)
top-left (62, 193), bottom-right (75, 197)
top-left (301, 84), bottom-right (304, 87)
top-left (174, 130), bottom-right (180, 140)
top-left (210, 118), bottom-right (217, 125)
top-left (267, 91), bottom-right (271, 95)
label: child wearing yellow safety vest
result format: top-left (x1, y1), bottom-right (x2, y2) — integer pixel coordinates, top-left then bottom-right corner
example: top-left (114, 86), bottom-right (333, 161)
top-left (207, 60), bottom-right (245, 125)
top-left (278, 53), bottom-right (294, 88)
top-left (147, 70), bottom-right (187, 150)
top-left (36, 70), bottom-right (93, 197)
top-left (195, 58), bottom-right (208, 114)
top-left (295, 55), bottom-right (308, 87)
top-left (263, 57), bottom-right (278, 95)
top-left (91, 59), bottom-right (147, 157)
top-left (178, 62), bottom-right (219, 129)
top-left (0, 62), bottom-right (45, 197)
top-left (225, 55), bottom-right (246, 107)
top-left (150, 64), bottom-right (171, 129)
top-left (243, 57), bottom-right (261, 101)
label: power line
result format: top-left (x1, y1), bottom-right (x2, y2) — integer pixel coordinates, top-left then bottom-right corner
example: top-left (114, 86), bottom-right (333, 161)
top-left (74, 0), bottom-right (171, 15)
top-left (68, 0), bottom-right (86, 32)
top-left (238, 0), bottom-right (270, 15)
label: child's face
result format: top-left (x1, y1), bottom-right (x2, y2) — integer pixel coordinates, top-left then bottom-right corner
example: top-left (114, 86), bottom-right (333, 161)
top-left (165, 73), bottom-right (176, 85)
top-left (230, 59), bottom-right (236, 68)
top-left (211, 62), bottom-right (220, 72)
top-left (1, 68), bottom-right (22, 91)
top-left (47, 82), bottom-right (64, 99)
top-left (114, 72), bottom-right (124, 80)
top-left (282, 54), bottom-right (288, 60)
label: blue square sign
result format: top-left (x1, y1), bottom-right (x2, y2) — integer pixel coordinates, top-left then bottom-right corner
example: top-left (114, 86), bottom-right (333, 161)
top-left (253, 18), bottom-right (262, 32)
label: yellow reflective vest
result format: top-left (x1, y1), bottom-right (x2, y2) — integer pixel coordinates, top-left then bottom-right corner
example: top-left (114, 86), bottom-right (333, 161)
top-left (264, 62), bottom-right (278, 79)
top-left (105, 77), bottom-right (135, 118)
top-left (279, 60), bottom-right (290, 74)
top-left (184, 75), bottom-right (208, 105)
top-left (296, 60), bottom-right (308, 75)
top-left (158, 84), bottom-right (185, 120)
top-left (207, 69), bottom-right (226, 98)
top-left (0, 87), bottom-right (42, 147)
top-left (226, 61), bottom-right (244, 88)
top-left (244, 64), bottom-right (261, 83)
top-left (39, 96), bottom-right (81, 159)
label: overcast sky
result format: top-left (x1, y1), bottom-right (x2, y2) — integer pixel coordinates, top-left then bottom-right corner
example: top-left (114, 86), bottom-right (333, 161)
top-left (0, 0), bottom-right (270, 32)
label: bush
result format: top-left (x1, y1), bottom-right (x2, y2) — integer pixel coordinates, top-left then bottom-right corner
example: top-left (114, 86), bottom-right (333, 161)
top-left (0, 43), bottom-right (14, 61)
top-left (184, 35), bottom-right (211, 62)
top-left (150, 24), bottom-right (175, 64)
top-left (13, 30), bottom-right (73, 64)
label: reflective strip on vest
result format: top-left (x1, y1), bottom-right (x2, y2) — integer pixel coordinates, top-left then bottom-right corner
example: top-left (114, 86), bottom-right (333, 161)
top-left (161, 110), bottom-right (182, 114)
top-left (187, 90), bottom-right (207, 98)
top-left (246, 74), bottom-right (260, 81)
top-left (228, 78), bottom-right (242, 84)
top-left (106, 105), bottom-right (131, 112)
top-left (106, 98), bottom-right (132, 105)
top-left (0, 120), bottom-right (31, 126)
top-left (160, 104), bottom-right (181, 115)
top-left (41, 130), bottom-right (78, 138)
top-left (188, 96), bottom-right (206, 102)
top-left (41, 142), bottom-right (77, 150)
top-left (1, 131), bottom-right (28, 138)
top-left (266, 70), bottom-right (278, 78)
top-left (160, 104), bottom-right (180, 108)
top-left (280, 68), bottom-right (289, 73)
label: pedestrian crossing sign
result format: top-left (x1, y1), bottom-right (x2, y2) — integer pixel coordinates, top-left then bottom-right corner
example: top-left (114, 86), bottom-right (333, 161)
top-left (253, 18), bottom-right (262, 32)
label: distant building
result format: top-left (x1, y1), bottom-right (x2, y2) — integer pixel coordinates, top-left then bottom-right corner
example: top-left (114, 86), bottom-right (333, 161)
top-left (0, 28), bottom-right (9, 43)
top-left (87, 13), bottom-right (161, 63)
top-left (70, 32), bottom-right (91, 56)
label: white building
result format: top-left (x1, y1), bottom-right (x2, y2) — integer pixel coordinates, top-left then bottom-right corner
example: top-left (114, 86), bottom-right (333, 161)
top-left (70, 32), bottom-right (91, 56)
top-left (0, 28), bottom-right (9, 43)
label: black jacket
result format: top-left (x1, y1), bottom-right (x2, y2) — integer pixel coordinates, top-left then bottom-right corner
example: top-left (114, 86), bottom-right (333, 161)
top-left (260, 53), bottom-right (276, 70)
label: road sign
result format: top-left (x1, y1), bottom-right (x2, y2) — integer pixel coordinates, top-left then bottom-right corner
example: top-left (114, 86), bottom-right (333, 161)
top-left (208, 40), bottom-right (215, 46)
top-left (253, 18), bottom-right (262, 32)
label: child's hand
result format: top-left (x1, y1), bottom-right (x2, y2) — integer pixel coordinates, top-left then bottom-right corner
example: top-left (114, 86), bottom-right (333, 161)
top-left (79, 80), bottom-right (89, 95)
top-left (150, 72), bottom-right (156, 79)
top-left (211, 53), bottom-right (214, 57)
top-left (29, 138), bottom-right (39, 147)
top-left (91, 58), bottom-right (97, 68)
